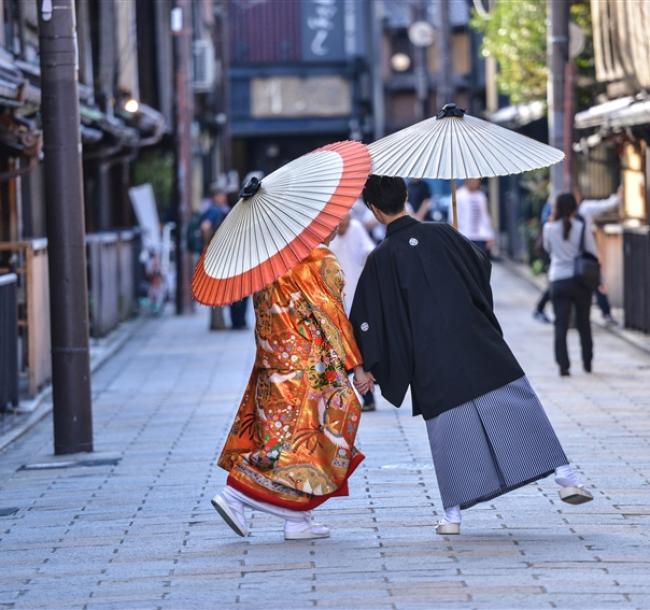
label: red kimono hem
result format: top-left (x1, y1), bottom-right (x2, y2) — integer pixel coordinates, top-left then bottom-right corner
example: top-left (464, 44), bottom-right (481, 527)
top-left (227, 452), bottom-right (365, 512)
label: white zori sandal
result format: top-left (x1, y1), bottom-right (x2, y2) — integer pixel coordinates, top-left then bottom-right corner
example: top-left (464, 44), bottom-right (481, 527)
top-left (211, 490), bottom-right (249, 537)
top-left (435, 505), bottom-right (461, 535)
top-left (284, 512), bottom-right (330, 541)
top-left (212, 485), bottom-right (330, 541)
top-left (555, 464), bottom-right (594, 505)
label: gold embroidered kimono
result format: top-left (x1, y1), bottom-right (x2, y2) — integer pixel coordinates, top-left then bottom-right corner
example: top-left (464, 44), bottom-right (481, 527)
top-left (219, 246), bottom-right (364, 511)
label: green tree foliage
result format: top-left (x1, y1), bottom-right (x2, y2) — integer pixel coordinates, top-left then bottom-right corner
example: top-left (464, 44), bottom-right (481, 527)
top-left (470, 0), bottom-right (595, 107)
top-left (470, 0), bottom-right (547, 104)
top-left (131, 150), bottom-right (175, 216)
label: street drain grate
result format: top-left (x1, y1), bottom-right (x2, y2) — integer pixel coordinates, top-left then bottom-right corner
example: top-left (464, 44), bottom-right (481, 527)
top-left (0, 507), bottom-right (19, 517)
top-left (19, 457), bottom-right (121, 471)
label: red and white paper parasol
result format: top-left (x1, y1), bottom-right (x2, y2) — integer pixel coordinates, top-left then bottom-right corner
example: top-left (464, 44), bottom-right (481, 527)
top-left (192, 141), bottom-right (371, 306)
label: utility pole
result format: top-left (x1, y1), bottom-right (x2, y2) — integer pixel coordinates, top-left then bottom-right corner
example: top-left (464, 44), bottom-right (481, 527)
top-left (369, 0), bottom-right (385, 139)
top-left (485, 0), bottom-right (500, 254)
top-left (435, 0), bottom-right (453, 111)
top-left (408, 2), bottom-right (435, 121)
top-left (172, 0), bottom-right (194, 315)
top-left (547, 0), bottom-right (569, 201)
top-left (214, 0), bottom-right (231, 176)
top-left (38, 0), bottom-right (93, 454)
top-left (562, 61), bottom-right (576, 192)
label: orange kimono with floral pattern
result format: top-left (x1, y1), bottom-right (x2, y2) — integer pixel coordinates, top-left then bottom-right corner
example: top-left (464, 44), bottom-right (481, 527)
top-left (218, 246), bottom-right (364, 511)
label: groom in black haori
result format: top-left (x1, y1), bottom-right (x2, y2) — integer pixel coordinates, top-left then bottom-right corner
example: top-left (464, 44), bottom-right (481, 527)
top-left (350, 175), bottom-right (592, 535)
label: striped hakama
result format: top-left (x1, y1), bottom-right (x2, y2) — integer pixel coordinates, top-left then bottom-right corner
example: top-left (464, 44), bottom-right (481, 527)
top-left (426, 376), bottom-right (568, 510)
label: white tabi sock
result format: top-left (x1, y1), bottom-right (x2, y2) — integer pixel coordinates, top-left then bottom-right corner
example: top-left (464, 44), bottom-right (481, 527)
top-left (442, 505), bottom-right (461, 524)
top-left (223, 485), bottom-right (309, 523)
top-left (554, 464), bottom-right (583, 488)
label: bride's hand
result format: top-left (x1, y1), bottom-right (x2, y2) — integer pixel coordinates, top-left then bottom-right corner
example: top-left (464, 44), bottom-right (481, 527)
top-left (353, 366), bottom-right (375, 394)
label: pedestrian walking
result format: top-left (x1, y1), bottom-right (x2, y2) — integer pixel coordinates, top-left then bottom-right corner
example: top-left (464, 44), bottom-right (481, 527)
top-left (330, 213), bottom-right (377, 411)
top-left (212, 237), bottom-right (371, 540)
top-left (455, 179), bottom-right (495, 255)
top-left (199, 185), bottom-right (250, 330)
top-left (533, 199), bottom-right (554, 324)
top-left (534, 186), bottom-right (622, 326)
top-left (407, 178), bottom-right (432, 221)
top-left (350, 176), bottom-right (592, 536)
top-left (543, 193), bottom-right (599, 376)
top-left (576, 186), bottom-right (622, 325)
top-left (200, 186), bottom-right (230, 330)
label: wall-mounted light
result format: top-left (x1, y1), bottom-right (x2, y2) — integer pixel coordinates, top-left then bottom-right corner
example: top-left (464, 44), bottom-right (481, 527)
top-left (171, 7), bottom-right (183, 33)
top-left (124, 98), bottom-right (140, 113)
top-left (391, 53), bottom-right (412, 72)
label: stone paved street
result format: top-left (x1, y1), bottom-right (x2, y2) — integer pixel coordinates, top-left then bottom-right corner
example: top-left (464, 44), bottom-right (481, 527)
top-left (1, 265), bottom-right (649, 610)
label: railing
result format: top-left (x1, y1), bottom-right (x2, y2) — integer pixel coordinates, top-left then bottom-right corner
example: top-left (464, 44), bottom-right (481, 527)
top-left (86, 233), bottom-right (120, 338)
top-left (0, 240), bottom-right (52, 396)
top-left (0, 230), bottom-right (141, 395)
top-left (86, 230), bottom-right (140, 336)
top-left (0, 274), bottom-right (19, 410)
top-left (623, 226), bottom-right (650, 333)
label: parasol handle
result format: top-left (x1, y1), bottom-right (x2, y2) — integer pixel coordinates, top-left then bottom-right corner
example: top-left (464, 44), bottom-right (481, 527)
top-left (451, 179), bottom-right (458, 230)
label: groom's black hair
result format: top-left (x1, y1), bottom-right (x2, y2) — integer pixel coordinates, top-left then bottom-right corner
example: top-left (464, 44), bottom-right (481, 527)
top-left (362, 175), bottom-right (407, 215)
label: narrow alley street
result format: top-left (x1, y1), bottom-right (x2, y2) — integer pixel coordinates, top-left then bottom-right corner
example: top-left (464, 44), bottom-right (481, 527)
top-left (1, 265), bottom-right (649, 610)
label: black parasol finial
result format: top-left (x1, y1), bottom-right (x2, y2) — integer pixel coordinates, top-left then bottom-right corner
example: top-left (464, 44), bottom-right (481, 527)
top-left (239, 176), bottom-right (262, 199)
top-left (436, 103), bottom-right (466, 119)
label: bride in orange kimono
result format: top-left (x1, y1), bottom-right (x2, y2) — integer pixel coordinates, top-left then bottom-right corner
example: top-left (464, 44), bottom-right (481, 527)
top-left (212, 240), bottom-right (372, 540)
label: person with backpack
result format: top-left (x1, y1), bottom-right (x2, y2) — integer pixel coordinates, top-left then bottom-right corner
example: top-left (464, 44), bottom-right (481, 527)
top-left (199, 186), bottom-right (231, 330)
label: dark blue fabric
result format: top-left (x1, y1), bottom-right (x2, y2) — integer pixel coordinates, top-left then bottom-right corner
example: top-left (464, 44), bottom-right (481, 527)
top-left (200, 205), bottom-right (227, 232)
top-left (230, 298), bottom-right (249, 329)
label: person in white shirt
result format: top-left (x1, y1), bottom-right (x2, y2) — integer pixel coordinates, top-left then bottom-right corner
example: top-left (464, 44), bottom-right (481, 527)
top-left (455, 179), bottom-right (495, 254)
top-left (350, 197), bottom-right (419, 244)
top-left (534, 186), bottom-right (621, 325)
top-left (576, 187), bottom-right (621, 324)
top-left (330, 214), bottom-right (377, 411)
top-left (543, 192), bottom-right (599, 376)
top-left (350, 199), bottom-right (384, 243)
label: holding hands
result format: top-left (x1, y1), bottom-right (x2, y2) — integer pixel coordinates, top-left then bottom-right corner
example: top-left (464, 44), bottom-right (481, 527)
top-left (353, 366), bottom-right (375, 395)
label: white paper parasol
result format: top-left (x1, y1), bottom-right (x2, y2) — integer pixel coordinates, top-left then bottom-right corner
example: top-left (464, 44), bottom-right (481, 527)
top-left (192, 140), bottom-right (371, 306)
top-left (369, 103), bottom-right (564, 227)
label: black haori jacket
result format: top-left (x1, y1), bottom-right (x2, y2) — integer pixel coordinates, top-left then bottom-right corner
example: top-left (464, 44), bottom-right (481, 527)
top-left (350, 216), bottom-right (524, 420)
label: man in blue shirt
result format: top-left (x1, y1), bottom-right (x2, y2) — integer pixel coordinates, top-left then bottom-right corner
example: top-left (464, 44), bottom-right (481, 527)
top-left (200, 186), bottom-right (249, 330)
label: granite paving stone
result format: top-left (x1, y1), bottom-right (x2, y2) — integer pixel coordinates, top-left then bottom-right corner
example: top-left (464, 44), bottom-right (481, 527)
top-left (0, 266), bottom-right (648, 609)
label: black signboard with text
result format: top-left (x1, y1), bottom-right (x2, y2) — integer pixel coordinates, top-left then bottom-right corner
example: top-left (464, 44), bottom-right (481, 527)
top-left (300, 0), bottom-right (346, 62)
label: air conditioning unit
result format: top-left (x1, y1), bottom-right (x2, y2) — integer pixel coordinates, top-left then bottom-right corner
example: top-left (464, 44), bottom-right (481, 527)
top-left (193, 38), bottom-right (216, 92)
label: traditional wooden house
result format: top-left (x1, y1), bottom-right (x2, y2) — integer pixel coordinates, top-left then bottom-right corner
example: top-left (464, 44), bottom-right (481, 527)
top-left (0, 0), bottom-right (176, 407)
top-left (573, 0), bottom-right (650, 331)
